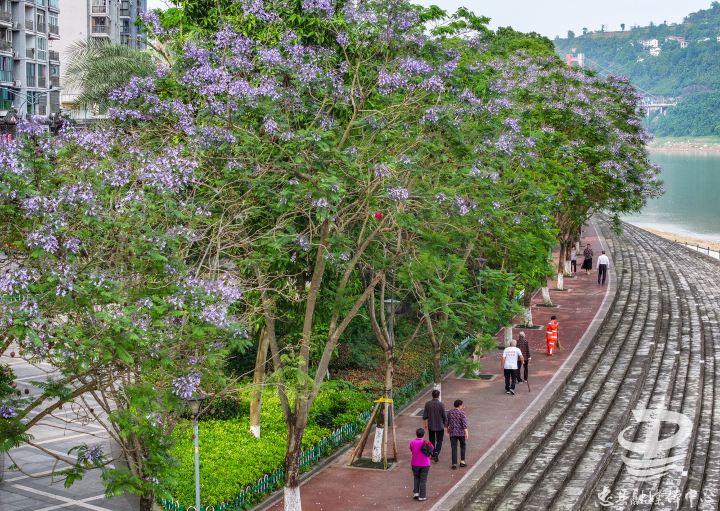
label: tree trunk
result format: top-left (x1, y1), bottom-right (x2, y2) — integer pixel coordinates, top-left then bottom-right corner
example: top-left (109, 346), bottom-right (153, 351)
top-left (541, 279), bottom-right (552, 306)
top-left (523, 284), bottom-right (533, 327)
top-left (249, 327), bottom-right (270, 438)
top-left (284, 410), bottom-right (309, 511)
top-left (425, 315), bottom-right (442, 401)
top-left (504, 325), bottom-right (512, 346)
top-left (373, 354), bottom-right (393, 462)
top-left (139, 495), bottom-right (154, 511)
top-left (556, 241), bottom-right (566, 290)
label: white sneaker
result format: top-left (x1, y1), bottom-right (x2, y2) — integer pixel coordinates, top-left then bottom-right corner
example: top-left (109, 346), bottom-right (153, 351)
top-left (414, 493), bottom-right (419, 500)
top-left (419, 498), bottom-right (426, 501)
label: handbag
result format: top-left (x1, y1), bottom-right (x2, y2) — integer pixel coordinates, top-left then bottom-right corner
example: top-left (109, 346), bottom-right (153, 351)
top-left (420, 440), bottom-right (433, 457)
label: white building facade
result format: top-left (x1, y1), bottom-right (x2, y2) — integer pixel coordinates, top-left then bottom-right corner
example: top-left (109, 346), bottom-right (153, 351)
top-left (0, 0), bottom-right (61, 116)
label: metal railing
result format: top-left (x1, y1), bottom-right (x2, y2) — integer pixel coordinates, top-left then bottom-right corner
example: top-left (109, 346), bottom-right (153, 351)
top-left (25, 47), bottom-right (33, 59)
top-left (678, 241), bottom-right (720, 259)
top-left (160, 409), bottom-right (374, 511)
top-left (120, 8), bottom-right (129, 16)
top-left (0, 10), bottom-right (11, 23)
top-left (38, 76), bottom-right (45, 88)
top-left (49, 24), bottom-right (58, 35)
top-left (91, 5), bottom-right (106, 13)
top-left (48, 50), bottom-right (59, 61)
top-left (91, 25), bottom-right (108, 34)
top-left (37, 49), bottom-right (46, 60)
top-left (24, 19), bottom-right (32, 31)
top-left (0, 40), bottom-right (11, 52)
top-left (36, 22), bottom-right (45, 33)
top-left (50, 76), bottom-right (59, 87)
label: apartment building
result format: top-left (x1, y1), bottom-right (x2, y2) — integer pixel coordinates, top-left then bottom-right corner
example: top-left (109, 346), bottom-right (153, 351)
top-left (55, 0), bottom-right (146, 109)
top-left (0, 0), bottom-right (61, 116)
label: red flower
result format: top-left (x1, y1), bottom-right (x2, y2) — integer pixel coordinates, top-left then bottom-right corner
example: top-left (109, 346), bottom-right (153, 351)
top-left (374, 212), bottom-right (382, 220)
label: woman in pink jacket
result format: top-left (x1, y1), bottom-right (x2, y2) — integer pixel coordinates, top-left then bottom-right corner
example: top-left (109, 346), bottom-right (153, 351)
top-left (409, 428), bottom-right (433, 501)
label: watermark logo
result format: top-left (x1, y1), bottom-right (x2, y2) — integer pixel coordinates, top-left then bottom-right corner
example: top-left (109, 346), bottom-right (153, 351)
top-left (617, 408), bottom-right (692, 481)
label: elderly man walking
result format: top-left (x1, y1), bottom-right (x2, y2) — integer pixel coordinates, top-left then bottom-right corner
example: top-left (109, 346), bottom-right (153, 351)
top-left (501, 339), bottom-right (524, 395)
top-left (422, 389), bottom-right (446, 463)
top-left (597, 250), bottom-right (610, 285)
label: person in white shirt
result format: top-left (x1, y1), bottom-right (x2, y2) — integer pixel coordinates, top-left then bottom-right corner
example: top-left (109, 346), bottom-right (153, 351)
top-left (501, 339), bottom-right (524, 395)
top-left (597, 250), bottom-right (610, 285)
top-left (570, 248), bottom-right (577, 273)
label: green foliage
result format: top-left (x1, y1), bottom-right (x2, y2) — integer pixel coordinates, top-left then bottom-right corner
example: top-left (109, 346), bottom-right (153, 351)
top-left (646, 91), bottom-right (720, 136)
top-left (448, 353), bottom-right (483, 379)
top-left (170, 383), bottom-right (371, 507)
top-left (488, 27), bottom-right (558, 58)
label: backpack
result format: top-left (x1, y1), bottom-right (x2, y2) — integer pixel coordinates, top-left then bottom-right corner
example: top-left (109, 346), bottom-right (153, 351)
top-left (420, 440), bottom-right (433, 457)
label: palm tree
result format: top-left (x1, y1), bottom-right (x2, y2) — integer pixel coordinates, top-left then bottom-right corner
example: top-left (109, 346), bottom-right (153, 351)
top-left (63, 39), bottom-right (159, 112)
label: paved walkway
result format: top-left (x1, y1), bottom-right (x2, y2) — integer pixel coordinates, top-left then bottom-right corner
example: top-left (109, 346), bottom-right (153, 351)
top-left (0, 352), bottom-right (137, 511)
top-left (468, 216), bottom-right (720, 510)
top-left (261, 222), bottom-right (611, 510)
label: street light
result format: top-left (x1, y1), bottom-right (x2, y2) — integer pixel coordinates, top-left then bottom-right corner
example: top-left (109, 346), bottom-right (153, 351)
top-left (475, 257), bottom-right (488, 293)
top-left (185, 393), bottom-right (206, 511)
top-left (383, 299), bottom-right (400, 427)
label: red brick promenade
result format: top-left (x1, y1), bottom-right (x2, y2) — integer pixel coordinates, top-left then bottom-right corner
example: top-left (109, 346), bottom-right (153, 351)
top-left (261, 222), bottom-right (611, 511)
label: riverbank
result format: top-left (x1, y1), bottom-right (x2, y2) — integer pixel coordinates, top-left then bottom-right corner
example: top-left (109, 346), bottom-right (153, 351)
top-left (640, 227), bottom-right (720, 252)
top-left (647, 136), bottom-right (720, 152)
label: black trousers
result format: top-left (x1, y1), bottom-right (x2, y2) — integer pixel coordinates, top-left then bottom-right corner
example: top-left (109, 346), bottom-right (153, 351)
top-left (571, 260), bottom-right (577, 272)
top-left (450, 436), bottom-right (466, 465)
top-left (517, 360), bottom-right (529, 382)
top-left (428, 428), bottom-right (444, 456)
top-left (504, 368), bottom-right (517, 391)
top-left (598, 264), bottom-right (608, 284)
top-left (412, 465), bottom-right (429, 498)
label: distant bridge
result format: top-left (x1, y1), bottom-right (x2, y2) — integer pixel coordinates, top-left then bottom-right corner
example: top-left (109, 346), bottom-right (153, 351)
top-left (638, 102), bottom-right (677, 115)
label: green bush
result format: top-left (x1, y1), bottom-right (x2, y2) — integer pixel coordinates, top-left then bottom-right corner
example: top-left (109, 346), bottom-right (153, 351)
top-left (170, 383), bottom-right (371, 507)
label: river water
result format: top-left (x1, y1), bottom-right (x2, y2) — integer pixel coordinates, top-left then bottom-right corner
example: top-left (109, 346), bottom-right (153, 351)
top-left (621, 152), bottom-right (720, 243)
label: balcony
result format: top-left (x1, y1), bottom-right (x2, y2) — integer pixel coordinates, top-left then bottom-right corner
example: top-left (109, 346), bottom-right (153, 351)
top-left (91, 25), bottom-right (109, 35)
top-left (38, 105), bottom-right (45, 115)
top-left (25, 19), bottom-right (32, 31)
top-left (49, 24), bottom-right (58, 37)
top-left (120, 8), bottom-right (129, 17)
top-left (48, 0), bottom-right (59, 10)
top-left (26, 47), bottom-right (33, 59)
top-left (49, 49), bottom-right (59, 61)
top-left (0, 40), bottom-right (11, 53)
top-left (0, 10), bottom-right (11, 25)
top-left (38, 76), bottom-right (45, 88)
top-left (91, 5), bottom-right (107, 14)
top-left (36, 22), bottom-right (45, 33)
top-left (37, 0), bottom-right (45, 5)
top-left (50, 75), bottom-right (58, 87)
top-left (0, 69), bottom-right (11, 83)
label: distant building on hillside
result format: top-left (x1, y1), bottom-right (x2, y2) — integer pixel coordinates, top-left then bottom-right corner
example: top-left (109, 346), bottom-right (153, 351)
top-left (638, 39), bottom-right (659, 48)
top-left (665, 35), bottom-right (688, 48)
top-left (650, 47), bottom-right (662, 56)
top-left (698, 37), bottom-right (711, 42)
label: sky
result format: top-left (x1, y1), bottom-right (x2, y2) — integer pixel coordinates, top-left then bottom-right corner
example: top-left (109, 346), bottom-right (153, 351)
top-left (145, 0), bottom-right (716, 39)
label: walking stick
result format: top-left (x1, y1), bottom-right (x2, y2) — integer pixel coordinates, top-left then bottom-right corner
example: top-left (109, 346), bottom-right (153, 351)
top-left (527, 380), bottom-right (531, 393)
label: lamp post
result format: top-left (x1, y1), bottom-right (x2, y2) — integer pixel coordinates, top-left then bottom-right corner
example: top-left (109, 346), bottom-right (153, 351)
top-left (475, 257), bottom-right (488, 293)
top-left (186, 394), bottom-right (205, 511)
top-left (383, 299), bottom-right (400, 427)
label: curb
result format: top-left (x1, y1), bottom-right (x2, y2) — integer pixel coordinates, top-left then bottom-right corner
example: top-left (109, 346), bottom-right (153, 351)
top-left (429, 216), bottom-right (619, 511)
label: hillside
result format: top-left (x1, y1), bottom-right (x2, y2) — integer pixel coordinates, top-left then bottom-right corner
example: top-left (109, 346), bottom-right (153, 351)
top-left (555, 2), bottom-right (720, 98)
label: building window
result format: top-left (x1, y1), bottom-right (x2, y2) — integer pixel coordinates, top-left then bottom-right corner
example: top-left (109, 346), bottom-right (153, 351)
top-left (26, 63), bottom-right (35, 87)
top-left (121, 19), bottom-right (129, 34)
top-left (0, 56), bottom-right (12, 83)
top-left (49, 14), bottom-right (58, 27)
top-left (92, 0), bottom-right (107, 14)
top-left (92, 17), bottom-right (108, 34)
top-left (49, 0), bottom-right (59, 9)
top-left (0, 88), bottom-right (12, 110)
top-left (37, 37), bottom-right (47, 61)
top-left (120, 0), bottom-right (129, 16)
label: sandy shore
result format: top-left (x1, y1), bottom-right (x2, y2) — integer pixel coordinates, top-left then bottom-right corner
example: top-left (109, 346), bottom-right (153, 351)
top-left (647, 137), bottom-right (720, 153)
top-left (641, 228), bottom-right (720, 252)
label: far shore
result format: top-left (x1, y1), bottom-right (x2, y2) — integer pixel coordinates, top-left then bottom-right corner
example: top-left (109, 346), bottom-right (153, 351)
top-left (647, 136), bottom-right (720, 153)
top-left (641, 227), bottom-right (720, 252)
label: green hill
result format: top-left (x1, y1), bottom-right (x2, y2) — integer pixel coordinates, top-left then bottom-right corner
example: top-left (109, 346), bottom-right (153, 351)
top-left (553, 2), bottom-right (720, 136)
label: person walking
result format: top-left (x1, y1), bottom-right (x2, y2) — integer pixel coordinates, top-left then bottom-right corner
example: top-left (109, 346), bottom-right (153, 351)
top-left (546, 315), bottom-right (560, 356)
top-left (422, 389), bottom-right (446, 463)
top-left (501, 339), bottom-right (524, 395)
top-left (446, 400), bottom-right (468, 470)
top-left (409, 428), bottom-right (433, 501)
top-left (570, 247), bottom-right (577, 273)
top-left (516, 331), bottom-right (531, 384)
top-left (581, 244), bottom-right (593, 275)
top-left (597, 250), bottom-right (609, 285)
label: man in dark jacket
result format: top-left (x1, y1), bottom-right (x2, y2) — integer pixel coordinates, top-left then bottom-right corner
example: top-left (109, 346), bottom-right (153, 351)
top-left (517, 331), bottom-right (531, 383)
top-left (422, 389), bottom-right (446, 463)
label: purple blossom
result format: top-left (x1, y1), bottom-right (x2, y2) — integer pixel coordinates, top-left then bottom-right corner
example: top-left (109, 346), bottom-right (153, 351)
top-left (172, 372), bottom-right (201, 399)
top-left (145, 412), bottom-right (162, 427)
top-left (0, 405), bottom-right (16, 418)
top-left (374, 163), bottom-right (391, 178)
top-left (336, 32), bottom-right (349, 46)
top-left (78, 444), bottom-right (103, 463)
top-left (297, 236), bottom-right (310, 251)
top-left (388, 187), bottom-right (409, 201)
